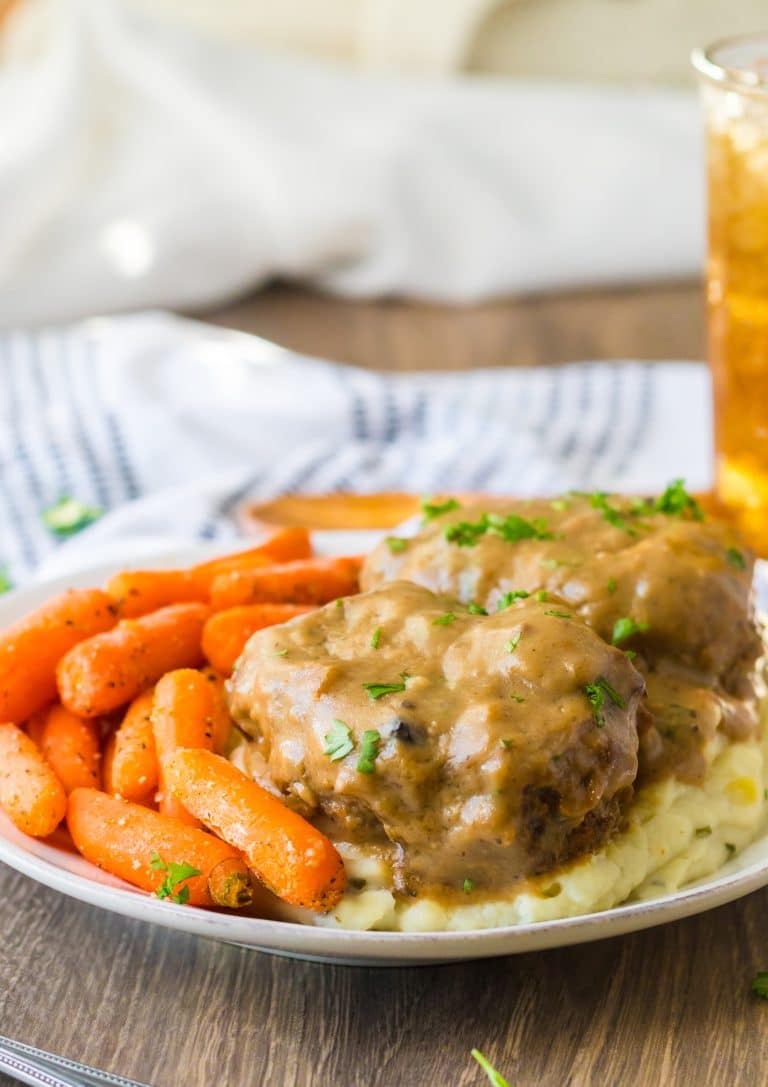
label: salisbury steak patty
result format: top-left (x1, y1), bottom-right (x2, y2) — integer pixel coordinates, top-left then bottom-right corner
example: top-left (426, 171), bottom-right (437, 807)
top-left (228, 581), bottom-right (644, 897)
top-left (362, 492), bottom-right (761, 683)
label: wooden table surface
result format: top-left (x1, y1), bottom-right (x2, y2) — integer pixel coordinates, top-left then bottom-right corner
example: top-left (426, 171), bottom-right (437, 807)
top-left (4, 281), bottom-right (767, 1087)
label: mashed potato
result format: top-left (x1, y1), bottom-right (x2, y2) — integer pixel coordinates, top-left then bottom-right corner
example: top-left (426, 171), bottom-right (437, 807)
top-left (232, 691), bottom-right (768, 933)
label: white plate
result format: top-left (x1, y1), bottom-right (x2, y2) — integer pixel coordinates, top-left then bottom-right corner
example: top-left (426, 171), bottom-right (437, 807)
top-left (2, 542), bottom-right (768, 966)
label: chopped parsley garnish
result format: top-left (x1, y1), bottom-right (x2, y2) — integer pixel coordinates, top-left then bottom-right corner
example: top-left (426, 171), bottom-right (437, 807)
top-left (752, 972), bottom-right (768, 999)
top-left (0, 566), bottom-right (12, 595)
top-left (584, 676), bottom-right (625, 727)
top-left (385, 536), bottom-right (408, 554)
top-left (550, 498), bottom-right (569, 512)
top-left (583, 491), bottom-right (635, 533)
top-left (273, 648), bottom-right (289, 657)
top-left (624, 649), bottom-right (637, 661)
top-left (150, 853), bottom-right (202, 905)
top-left (371, 626), bottom-right (382, 649)
top-left (463, 878), bottom-right (474, 894)
top-left (535, 590), bottom-right (548, 602)
top-left (497, 589), bottom-right (530, 610)
top-left (541, 882), bottom-right (562, 898)
top-left (611, 616), bottom-right (648, 645)
top-left (323, 720), bottom-right (354, 761)
top-left (421, 496), bottom-right (461, 521)
top-left (695, 826), bottom-right (712, 838)
top-left (471, 1050), bottom-right (511, 1087)
top-left (444, 512), bottom-right (553, 548)
top-left (42, 496), bottom-right (103, 537)
top-left (606, 577), bottom-right (618, 594)
top-left (468, 601), bottom-right (488, 615)
top-left (653, 479), bottom-right (704, 521)
top-left (504, 633), bottom-right (521, 653)
top-left (544, 609), bottom-right (571, 619)
top-left (727, 546), bottom-right (746, 570)
top-left (362, 679), bottom-right (408, 701)
top-left (433, 612), bottom-right (456, 626)
top-left (357, 730), bottom-right (381, 774)
top-left (509, 694), bottom-right (526, 703)
top-left (500, 738), bottom-right (514, 748)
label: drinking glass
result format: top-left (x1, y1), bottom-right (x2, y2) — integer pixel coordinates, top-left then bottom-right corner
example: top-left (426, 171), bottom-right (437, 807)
top-left (693, 35), bottom-right (768, 554)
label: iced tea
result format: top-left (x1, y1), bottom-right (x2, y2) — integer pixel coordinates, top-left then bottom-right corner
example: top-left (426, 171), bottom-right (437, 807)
top-left (694, 36), bottom-right (768, 554)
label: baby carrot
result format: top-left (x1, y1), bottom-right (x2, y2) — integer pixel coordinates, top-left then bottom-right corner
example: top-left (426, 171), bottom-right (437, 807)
top-left (66, 788), bottom-right (253, 908)
top-left (190, 527), bottom-right (313, 591)
top-left (210, 556), bottom-right (362, 610)
top-left (0, 723), bottom-right (67, 837)
top-left (39, 704), bottom-right (102, 793)
top-left (199, 667), bottom-right (233, 754)
top-left (103, 688), bottom-right (158, 803)
top-left (201, 604), bottom-right (314, 674)
top-left (107, 570), bottom-right (207, 619)
top-left (152, 669), bottom-right (218, 824)
top-left (24, 711), bottom-right (47, 748)
top-left (56, 603), bottom-right (209, 717)
top-left (0, 589), bottom-right (118, 723)
top-left (162, 749), bottom-right (346, 912)
top-left (207, 856), bottom-right (253, 909)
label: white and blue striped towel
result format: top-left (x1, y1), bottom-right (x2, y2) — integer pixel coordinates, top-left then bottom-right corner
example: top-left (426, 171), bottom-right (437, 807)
top-left (0, 312), bottom-right (711, 586)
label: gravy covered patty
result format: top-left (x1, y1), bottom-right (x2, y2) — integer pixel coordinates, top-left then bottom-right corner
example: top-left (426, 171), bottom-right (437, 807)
top-left (228, 582), bottom-right (644, 898)
top-left (362, 488), bottom-right (763, 784)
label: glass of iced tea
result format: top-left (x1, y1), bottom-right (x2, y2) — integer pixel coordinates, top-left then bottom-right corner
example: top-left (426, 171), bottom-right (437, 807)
top-left (693, 36), bottom-right (768, 554)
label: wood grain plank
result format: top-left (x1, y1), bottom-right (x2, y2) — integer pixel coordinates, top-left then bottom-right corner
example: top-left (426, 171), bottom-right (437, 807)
top-left (198, 281), bottom-right (704, 372)
top-left (2, 861), bottom-right (768, 1087)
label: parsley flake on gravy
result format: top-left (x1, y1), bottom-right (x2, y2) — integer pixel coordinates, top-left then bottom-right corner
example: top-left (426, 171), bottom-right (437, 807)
top-left (467, 601), bottom-right (488, 615)
top-left (463, 878), bottom-right (474, 894)
top-left (357, 730), bottom-right (381, 774)
top-left (497, 589), bottom-right (530, 610)
top-left (323, 720), bottom-right (354, 761)
top-left (363, 678), bottom-right (408, 701)
top-left (544, 609), bottom-right (572, 619)
top-left (505, 633), bottom-right (521, 653)
top-left (371, 626), bottom-right (382, 649)
top-left (584, 676), bottom-right (625, 727)
top-left (150, 853), bottom-right (202, 905)
top-left (433, 612), bottom-right (456, 626)
top-left (444, 512), bottom-right (553, 548)
top-left (273, 648), bottom-right (289, 657)
top-left (653, 478), bottom-right (704, 520)
top-left (421, 496), bottom-right (461, 521)
top-left (471, 1049), bottom-right (511, 1087)
top-left (42, 496), bottom-right (103, 537)
top-left (535, 590), bottom-right (548, 602)
top-left (611, 616), bottom-right (649, 646)
top-left (752, 972), bottom-right (768, 999)
top-left (385, 536), bottom-right (408, 554)
top-left (606, 577), bottom-right (618, 594)
top-left (727, 546), bottom-right (746, 570)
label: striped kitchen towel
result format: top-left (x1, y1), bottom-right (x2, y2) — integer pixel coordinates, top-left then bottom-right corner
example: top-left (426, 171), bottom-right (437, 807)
top-left (0, 312), bottom-right (711, 586)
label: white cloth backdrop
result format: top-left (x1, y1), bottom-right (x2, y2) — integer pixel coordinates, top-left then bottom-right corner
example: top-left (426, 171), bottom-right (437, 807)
top-left (0, 0), bottom-right (703, 326)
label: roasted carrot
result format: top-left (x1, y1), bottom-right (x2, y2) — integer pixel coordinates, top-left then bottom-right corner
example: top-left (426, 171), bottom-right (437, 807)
top-left (39, 704), bottom-right (102, 793)
top-left (24, 711), bottom-right (47, 748)
top-left (56, 603), bottom-right (209, 717)
top-left (103, 688), bottom-right (158, 802)
top-left (202, 604), bottom-right (314, 674)
top-left (210, 556), bottom-right (362, 610)
top-left (191, 526), bottom-right (313, 591)
top-left (66, 788), bottom-right (253, 908)
top-left (0, 589), bottom-right (117, 722)
top-left (162, 750), bottom-right (346, 912)
top-left (107, 569), bottom-right (207, 619)
top-left (152, 669), bottom-right (219, 824)
top-left (199, 667), bottom-right (234, 754)
top-left (0, 723), bottom-right (67, 837)
top-left (207, 856), bottom-right (253, 909)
